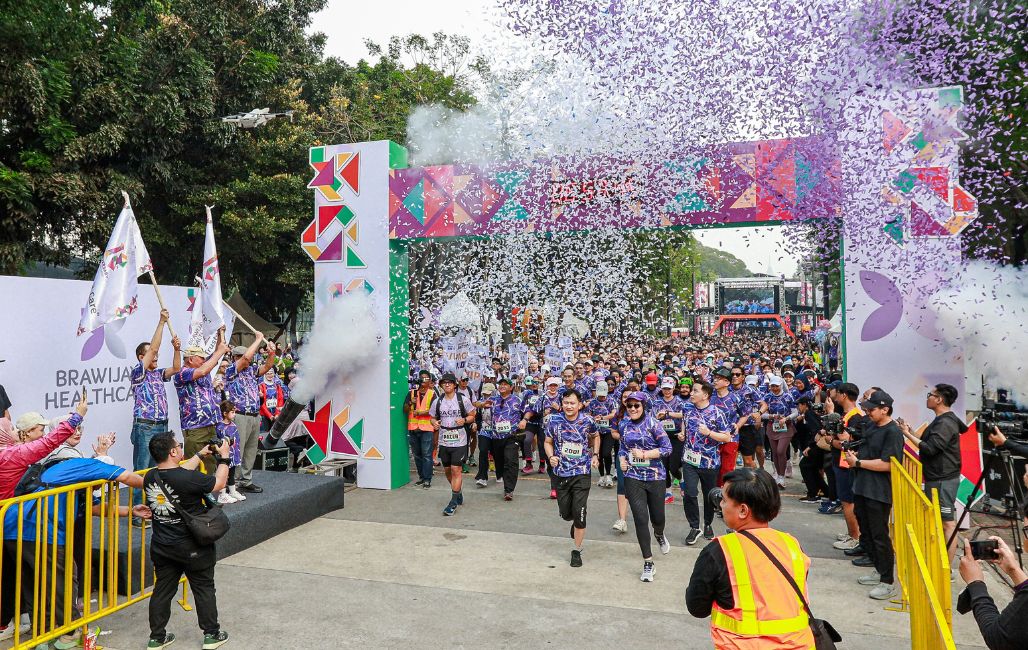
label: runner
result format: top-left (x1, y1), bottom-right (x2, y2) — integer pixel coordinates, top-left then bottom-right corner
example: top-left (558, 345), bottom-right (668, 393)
top-left (586, 379), bottom-right (619, 487)
top-left (429, 373), bottom-right (476, 516)
top-left (616, 391), bottom-right (673, 581)
top-left (652, 377), bottom-right (686, 504)
top-left (488, 377), bottom-right (526, 501)
top-left (682, 380), bottom-right (734, 544)
top-left (473, 383), bottom-right (497, 487)
top-left (761, 375), bottom-right (797, 488)
top-left (520, 376), bottom-right (545, 475)
top-left (544, 389), bottom-right (599, 567)
top-left (528, 377), bottom-right (564, 499)
top-left (710, 367), bottom-right (747, 485)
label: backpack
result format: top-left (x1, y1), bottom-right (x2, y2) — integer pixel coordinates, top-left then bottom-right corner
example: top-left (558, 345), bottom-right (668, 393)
top-left (14, 457), bottom-right (72, 497)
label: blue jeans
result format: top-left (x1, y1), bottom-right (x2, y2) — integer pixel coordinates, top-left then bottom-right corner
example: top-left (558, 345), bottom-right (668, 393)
top-left (131, 418), bottom-right (167, 505)
top-left (408, 430), bottom-right (433, 482)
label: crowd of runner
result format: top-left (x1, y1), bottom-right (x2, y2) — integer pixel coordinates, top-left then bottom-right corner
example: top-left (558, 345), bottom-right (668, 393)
top-left (404, 332), bottom-right (903, 585)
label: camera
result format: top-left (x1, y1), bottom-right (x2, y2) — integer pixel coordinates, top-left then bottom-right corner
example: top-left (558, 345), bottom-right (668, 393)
top-left (709, 487), bottom-right (724, 519)
top-left (822, 412), bottom-right (843, 436)
top-left (205, 438), bottom-right (228, 452)
top-left (979, 409), bottom-right (1028, 449)
top-left (841, 438), bottom-right (864, 452)
top-left (812, 402), bottom-right (826, 415)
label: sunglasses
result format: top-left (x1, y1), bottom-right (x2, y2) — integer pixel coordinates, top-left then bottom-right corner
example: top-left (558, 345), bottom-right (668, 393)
top-left (731, 372), bottom-right (743, 377)
top-left (626, 402), bottom-right (643, 409)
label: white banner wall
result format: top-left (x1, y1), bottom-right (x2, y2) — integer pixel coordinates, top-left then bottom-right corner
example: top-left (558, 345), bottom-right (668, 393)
top-left (1, 276), bottom-right (197, 470)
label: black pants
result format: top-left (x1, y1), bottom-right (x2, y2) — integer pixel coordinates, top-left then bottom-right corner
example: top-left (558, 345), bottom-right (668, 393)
top-left (149, 542), bottom-right (220, 640)
top-left (624, 477), bottom-right (666, 558)
top-left (799, 449), bottom-right (829, 499)
top-left (682, 464), bottom-right (719, 529)
top-left (556, 474), bottom-right (591, 528)
top-left (599, 432), bottom-right (617, 476)
top-left (2, 540), bottom-right (77, 629)
top-left (664, 436), bottom-right (685, 488)
top-left (489, 437), bottom-right (519, 494)
top-left (475, 437), bottom-right (496, 481)
top-left (823, 454), bottom-right (838, 500)
top-left (854, 494), bottom-right (895, 583)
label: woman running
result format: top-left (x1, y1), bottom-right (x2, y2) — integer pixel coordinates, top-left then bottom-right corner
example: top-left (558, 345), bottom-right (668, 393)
top-left (761, 375), bottom-right (797, 488)
top-left (616, 391), bottom-right (673, 582)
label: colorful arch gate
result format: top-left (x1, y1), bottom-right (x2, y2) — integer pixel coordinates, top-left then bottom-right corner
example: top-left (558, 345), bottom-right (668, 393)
top-left (301, 86), bottom-right (977, 489)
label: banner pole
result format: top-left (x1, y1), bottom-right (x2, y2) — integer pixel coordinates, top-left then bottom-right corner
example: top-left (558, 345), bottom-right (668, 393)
top-left (147, 271), bottom-right (177, 339)
top-left (222, 301), bottom-right (259, 336)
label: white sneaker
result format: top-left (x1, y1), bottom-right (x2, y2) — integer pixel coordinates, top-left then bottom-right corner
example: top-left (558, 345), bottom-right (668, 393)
top-left (217, 492), bottom-right (238, 504)
top-left (836, 532), bottom-right (851, 541)
top-left (785, 460), bottom-right (793, 478)
top-left (475, 479), bottom-right (488, 487)
top-left (869, 582), bottom-right (897, 600)
top-left (611, 519), bottom-right (627, 534)
top-left (228, 486), bottom-right (246, 501)
top-left (833, 536), bottom-right (859, 550)
top-left (857, 571), bottom-right (881, 586)
top-left (657, 534), bottom-right (671, 555)
top-left (640, 560), bottom-right (655, 582)
top-left (0, 620), bottom-right (29, 642)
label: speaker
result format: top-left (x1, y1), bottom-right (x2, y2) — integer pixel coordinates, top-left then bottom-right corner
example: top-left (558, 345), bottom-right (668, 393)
top-left (982, 450), bottom-right (1027, 503)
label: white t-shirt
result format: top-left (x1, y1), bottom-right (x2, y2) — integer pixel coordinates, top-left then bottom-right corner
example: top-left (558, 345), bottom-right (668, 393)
top-left (432, 393), bottom-right (471, 447)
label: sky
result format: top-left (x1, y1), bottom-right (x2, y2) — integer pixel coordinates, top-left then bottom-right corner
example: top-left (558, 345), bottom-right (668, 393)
top-left (309, 1), bottom-right (800, 277)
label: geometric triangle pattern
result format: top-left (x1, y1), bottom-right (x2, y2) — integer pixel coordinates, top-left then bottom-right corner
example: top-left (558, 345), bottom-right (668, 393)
top-left (296, 400), bottom-right (372, 460)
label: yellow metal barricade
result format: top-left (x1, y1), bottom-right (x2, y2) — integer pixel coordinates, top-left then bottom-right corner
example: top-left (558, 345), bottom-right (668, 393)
top-left (0, 475), bottom-right (188, 649)
top-left (890, 455), bottom-right (955, 650)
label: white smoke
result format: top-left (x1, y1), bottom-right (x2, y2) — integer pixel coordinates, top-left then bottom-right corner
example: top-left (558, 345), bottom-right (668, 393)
top-left (929, 260), bottom-right (1028, 405)
top-left (291, 291), bottom-right (382, 403)
top-left (406, 104), bottom-right (503, 165)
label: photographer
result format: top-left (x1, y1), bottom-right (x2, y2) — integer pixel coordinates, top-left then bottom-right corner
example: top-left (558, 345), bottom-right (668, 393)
top-left (900, 383), bottom-right (966, 570)
top-left (686, 468), bottom-right (816, 648)
top-left (843, 390), bottom-right (904, 600)
top-left (958, 537), bottom-right (1028, 650)
top-left (795, 397), bottom-right (828, 503)
top-left (144, 433), bottom-right (231, 650)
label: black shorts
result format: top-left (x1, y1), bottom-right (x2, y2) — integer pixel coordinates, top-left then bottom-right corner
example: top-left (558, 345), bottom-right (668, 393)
top-left (438, 445), bottom-right (468, 467)
top-left (556, 473), bottom-right (591, 529)
top-left (739, 426), bottom-right (762, 456)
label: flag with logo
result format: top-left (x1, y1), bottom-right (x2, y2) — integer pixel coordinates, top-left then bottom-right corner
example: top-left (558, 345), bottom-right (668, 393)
top-left (77, 195), bottom-right (153, 336)
top-left (197, 206), bottom-right (229, 339)
top-left (187, 282), bottom-right (235, 355)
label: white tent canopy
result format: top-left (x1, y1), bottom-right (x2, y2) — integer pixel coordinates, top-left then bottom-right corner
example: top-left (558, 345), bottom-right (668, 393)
top-left (829, 308), bottom-right (842, 333)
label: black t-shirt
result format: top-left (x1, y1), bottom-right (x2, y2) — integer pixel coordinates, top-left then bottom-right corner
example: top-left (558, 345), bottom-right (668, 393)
top-left (0, 384), bottom-right (11, 416)
top-left (144, 467), bottom-right (217, 547)
top-left (853, 420), bottom-right (904, 504)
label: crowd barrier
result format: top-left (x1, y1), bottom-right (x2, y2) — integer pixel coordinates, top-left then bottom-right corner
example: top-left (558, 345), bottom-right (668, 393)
top-left (0, 476), bottom-right (189, 649)
top-left (890, 451), bottom-right (955, 650)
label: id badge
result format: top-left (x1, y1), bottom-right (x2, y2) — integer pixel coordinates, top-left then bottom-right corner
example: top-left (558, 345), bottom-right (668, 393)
top-left (441, 431), bottom-right (460, 444)
top-left (772, 421), bottom-right (787, 433)
top-left (662, 419), bottom-right (677, 432)
top-left (684, 449), bottom-right (703, 467)
top-left (563, 442), bottom-right (584, 458)
top-left (496, 421), bottom-right (512, 435)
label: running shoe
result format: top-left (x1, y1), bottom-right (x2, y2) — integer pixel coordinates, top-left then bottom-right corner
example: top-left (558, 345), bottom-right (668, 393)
top-left (570, 549), bottom-right (583, 567)
top-left (857, 571), bottom-right (881, 586)
top-left (852, 556), bottom-right (875, 567)
top-left (443, 501), bottom-right (458, 516)
top-left (414, 479), bottom-right (425, 486)
top-left (423, 480), bottom-right (432, 489)
top-left (656, 534), bottom-right (671, 555)
top-left (147, 633), bottom-right (176, 649)
top-left (703, 525), bottom-right (715, 540)
top-left (827, 502), bottom-right (843, 515)
top-left (640, 560), bottom-right (655, 582)
top-left (798, 496), bottom-right (820, 504)
top-left (664, 492), bottom-right (674, 505)
top-left (817, 500), bottom-right (834, 514)
top-left (217, 492), bottom-right (238, 504)
top-left (504, 492), bottom-right (513, 501)
top-left (476, 479), bottom-right (488, 487)
top-left (869, 583), bottom-right (897, 600)
top-left (785, 460), bottom-right (794, 478)
top-left (537, 464), bottom-right (545, 474)
top-left (686, 528), bottom-right (701, 545)
top-left (468, 457), bottom-right (477, 466)
top-left (462, 464), bottom-right (470, 474)
top-left (777, 479), bottom-right (787, 489)
top-left (611, 519), bottom-right (627, 533)
top-left (836, 532), bottom-right (851, 541)
top-left (833, 536), bottom-right (859, 550)
top-left (549, 489), bottom-right (557, 499)
top-left (522, 461), bottom-right (534, 475)
top-left (202, 631), bottom-right (229, 649)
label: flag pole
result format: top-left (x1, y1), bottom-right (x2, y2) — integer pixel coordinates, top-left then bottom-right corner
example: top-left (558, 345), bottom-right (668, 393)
top-left (222, 301), bottom-right (260, 336)
top-left (122, 191), bottom-right (176, 338)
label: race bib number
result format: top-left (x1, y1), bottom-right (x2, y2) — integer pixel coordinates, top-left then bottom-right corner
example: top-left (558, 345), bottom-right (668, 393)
top-left (265, 399), bottom-right (277, 410)
top-left (772, 421), bottom-right (787, 433)
top-left (631, 450), bottom-right (650, 467)
top-left (597, 420), bottom-right (610, 430)
top-left (662, 419), bottom-right (677, 432)
top-left (562, 442), bottom-right (584, 458)
top-left (496, 421), bottom-right (512, 435)
top-left (441, 431), bottom-right (460, 444)
top-left (684, 449), bottom-right (703, 467)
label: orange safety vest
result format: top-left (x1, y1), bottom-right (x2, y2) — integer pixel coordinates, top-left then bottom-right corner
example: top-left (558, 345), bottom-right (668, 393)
top-left (710, 529), bottom-right (815, 650)
top-left (408, 388), bottom-right (435, 432)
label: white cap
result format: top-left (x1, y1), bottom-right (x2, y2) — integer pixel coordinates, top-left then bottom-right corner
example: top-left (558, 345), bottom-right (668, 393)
top-left (769, 376), bottom-right (785, 387)
top-left (15, 412), bottom-right (50, 431)
top-left (660, 377), bottom-right (676, 389)
top-left (545, 377), bottom-right (561, 387)
top-left (745, 374), bottom-right (759, 385)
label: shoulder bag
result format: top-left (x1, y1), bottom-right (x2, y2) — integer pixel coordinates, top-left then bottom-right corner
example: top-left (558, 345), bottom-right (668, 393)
top-left (151, 469), bottom-right (231, 545)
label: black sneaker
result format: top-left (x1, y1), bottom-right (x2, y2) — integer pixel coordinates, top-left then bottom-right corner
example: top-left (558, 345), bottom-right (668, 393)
top-left (570, 550), bottom-right (583, 567)
top-left (202, 630), bottom-right (228, 649)
top-left (703, 525), bottom-right (715, 540)
top-left (844, 546), bottom-right (868, 557)
top-left (798, 496), bottom-right (821, 504)
top-left (238, 483), bottom-right (263, 494)
top-left (414, 479), bottom-right (425, 486)
top-left (851, 556), bottom-right (875, 567)
top-left (422, 480), bottom-right (431, 489)
top-left (686, 528), bottom-right (701, 545)
top-left (147, 633), bottom-right (175, 649)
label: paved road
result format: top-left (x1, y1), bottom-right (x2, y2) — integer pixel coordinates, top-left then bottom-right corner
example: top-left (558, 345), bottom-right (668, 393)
top-left (94, 466), bottom-right (991, 649)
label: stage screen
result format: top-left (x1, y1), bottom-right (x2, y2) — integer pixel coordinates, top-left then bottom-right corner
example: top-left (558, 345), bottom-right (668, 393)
top-left (721, 286), bottom-right (778, 315)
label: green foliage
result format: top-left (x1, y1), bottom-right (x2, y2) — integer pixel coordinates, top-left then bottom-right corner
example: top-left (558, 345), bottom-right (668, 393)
top-left (0, 0), bottom-right (475, 325)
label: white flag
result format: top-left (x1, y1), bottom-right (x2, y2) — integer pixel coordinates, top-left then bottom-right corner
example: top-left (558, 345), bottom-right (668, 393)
top-left (188, 282), bottom-right (235, 355)
top-left (198, 206), bottom-right (228, 339)
top-left (77, 194), bottom-right (153, 335)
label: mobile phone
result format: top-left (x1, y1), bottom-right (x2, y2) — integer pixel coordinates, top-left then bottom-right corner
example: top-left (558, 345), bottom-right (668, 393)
top-left (970, 539), bottom-right (999, 561)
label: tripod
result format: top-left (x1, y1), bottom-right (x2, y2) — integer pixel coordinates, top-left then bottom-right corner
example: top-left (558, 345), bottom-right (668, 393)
top-left (948, 448), bottom-right (1026, 568)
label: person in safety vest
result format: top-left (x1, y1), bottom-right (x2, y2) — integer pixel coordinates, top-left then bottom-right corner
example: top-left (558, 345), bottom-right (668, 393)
top-left (404, 370), bottom-right (436, 488)
top-left (686, 467), bottom-right (815, 649)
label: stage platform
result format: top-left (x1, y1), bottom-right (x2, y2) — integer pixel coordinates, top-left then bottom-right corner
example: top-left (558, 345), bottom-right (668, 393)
top-left (95, 470), bottom-right (346, 594)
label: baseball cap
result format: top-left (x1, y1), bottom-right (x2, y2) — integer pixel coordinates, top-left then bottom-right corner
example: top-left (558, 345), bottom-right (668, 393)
top-left (624, 391), bottom-right (648, 404)
top-left (497, 377), bottom-right (512, 385)
top-left (660, 377), bottom-right (676, 390)
top-left (595, 383), bottom-right (609, 397)
top-left (745, 374), bottom-right (759, 385)
top-left (545, 377), bottom-right (561, 387)
top-left (860, 390), bottom-right (894, 411)
top-left (440, 373), bottom-right (457, 384)
top-left (644, 372), bottom-right (658, 385)
top-left (15, 412), bottom-right (50, 431)
top-left (824, 380), bottom-right (842, 391)
top-left (481, 383), bottom-right (496, 395)
top-left (541, 364), bottom-right (551, 372)
top-left (232, 345), bottom-right (247, 356)
top-left (713, 367), bottom-right (732, 380)
top-left (768, 376), bottom-right (785, 387)
top-left (524, 376), bottom-right (536, 386)
top-left (183, 345), bottom-right (206, 358)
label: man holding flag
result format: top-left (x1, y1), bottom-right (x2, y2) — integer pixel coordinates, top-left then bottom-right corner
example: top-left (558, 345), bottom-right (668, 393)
top-left (175, 328), bottom-right (231, 474)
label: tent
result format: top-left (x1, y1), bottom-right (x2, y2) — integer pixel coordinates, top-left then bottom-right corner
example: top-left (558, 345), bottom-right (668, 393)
top-left (828, 308), bottom-right (842, 334)
top-left (225, 292), bottom-right (281, 345)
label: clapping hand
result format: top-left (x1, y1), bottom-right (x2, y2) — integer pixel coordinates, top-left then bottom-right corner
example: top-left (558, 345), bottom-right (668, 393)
top-left (92, 432), bottom-right (115, 456)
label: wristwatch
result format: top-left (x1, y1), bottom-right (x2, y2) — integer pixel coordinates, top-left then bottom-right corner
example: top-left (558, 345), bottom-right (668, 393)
top-left (854, 459), bottom-right (861, 469)
top-left (217, 457), bottom-right (232, 466)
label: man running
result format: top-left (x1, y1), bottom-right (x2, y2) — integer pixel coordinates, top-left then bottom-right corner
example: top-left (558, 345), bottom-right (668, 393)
top-left (429, 373), bottom-right (476, 515)
top-left (488, 377), bottom-right (525, 501)
top-left (653, 377), bottom-right (686, 504)
top-left (544, 389), bottom-right (599, 567)
top-left (682, 380), bottom-right (734, 544)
